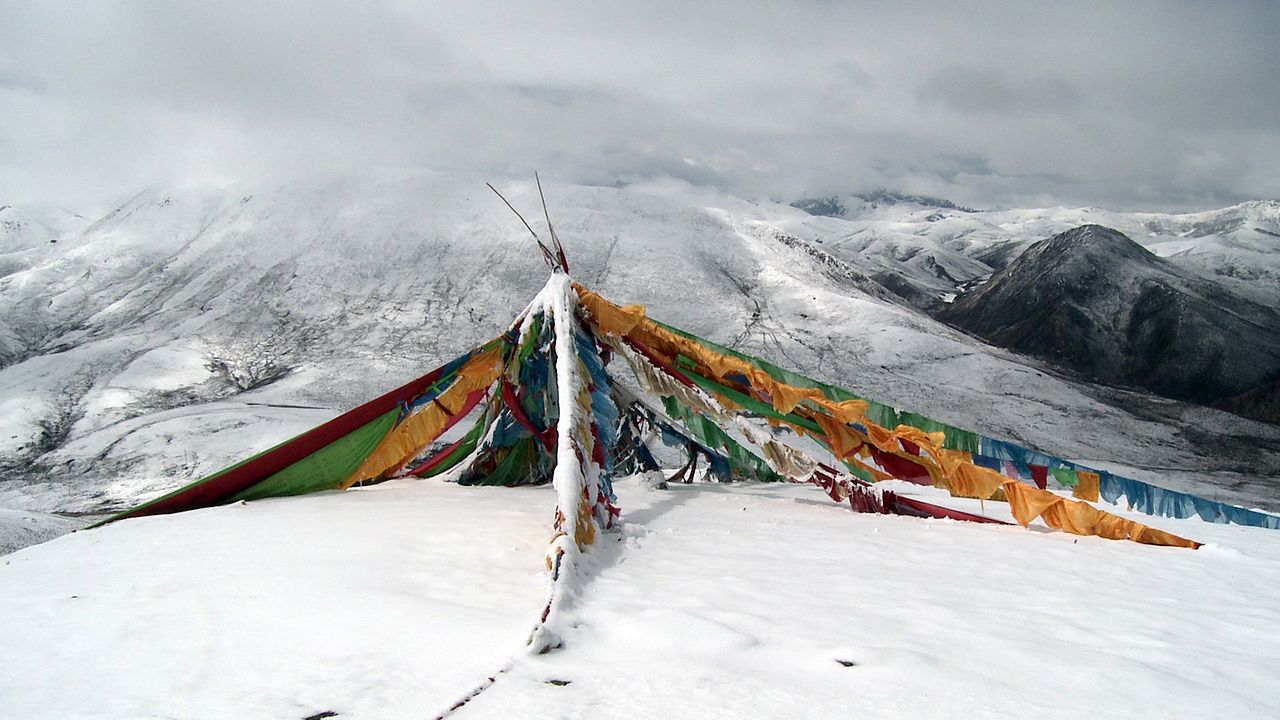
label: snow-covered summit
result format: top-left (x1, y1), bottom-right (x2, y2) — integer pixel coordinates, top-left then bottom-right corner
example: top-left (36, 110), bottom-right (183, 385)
top-left (0, 204), bottom-right (90, 250)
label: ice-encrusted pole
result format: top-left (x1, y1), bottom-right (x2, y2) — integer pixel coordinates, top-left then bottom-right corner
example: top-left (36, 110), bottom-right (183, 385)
top-left (527, 272), bottom-right (599, 653)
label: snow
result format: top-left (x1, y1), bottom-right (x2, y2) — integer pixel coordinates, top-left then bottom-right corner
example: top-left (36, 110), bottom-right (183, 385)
top-left (528, 271), bottom-right (591, 653)
top-left (776, 197), bottom-right (1280, 307)
top-left (3, 172), bottom-right (1278, 516)
top-left (545, 272), bottom-right (588, 539)
top-left (2, 475), bottom-right (1277, 719)
top-left (0, 480), bottom-right (551, 719)
top-left (0, 400), bottom-right (334, 513)
top-left (103, 342), bottom-right (214, 395)
top-left (0, 506), bottom-right (84, 556)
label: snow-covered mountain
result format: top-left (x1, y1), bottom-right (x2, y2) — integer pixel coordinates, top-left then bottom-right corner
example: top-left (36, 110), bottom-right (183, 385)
top-left (938, 225), bottom-right (1280, 415)
top-left (0, 204), bottom-right (90, 248)
top-left (784, 196), bottom-right (1280, 310)
top-left (1, 172), bottom-right (1278, 517)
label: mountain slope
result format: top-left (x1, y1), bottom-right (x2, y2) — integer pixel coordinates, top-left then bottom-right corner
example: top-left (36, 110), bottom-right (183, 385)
top-left (937, 225), bottom-right (1280, 416)
top-left (0, 204), bottom-right (92, 365)
top-left (1, 173), bottom-right (1278, 515)
top-left (782, 197), bottom-right (1280, 311)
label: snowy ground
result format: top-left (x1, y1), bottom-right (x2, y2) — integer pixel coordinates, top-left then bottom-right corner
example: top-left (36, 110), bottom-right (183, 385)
top-left (3, 475), bottom-right (1277, 719)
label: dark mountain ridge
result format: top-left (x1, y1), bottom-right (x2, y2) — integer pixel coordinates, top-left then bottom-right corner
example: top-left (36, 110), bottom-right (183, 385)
top-left (938, 224), bottom-right (1280, 422)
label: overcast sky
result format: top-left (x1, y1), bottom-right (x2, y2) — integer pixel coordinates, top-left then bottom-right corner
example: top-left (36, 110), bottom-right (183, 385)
top-left (3, 1), bottom-right (1278, 213)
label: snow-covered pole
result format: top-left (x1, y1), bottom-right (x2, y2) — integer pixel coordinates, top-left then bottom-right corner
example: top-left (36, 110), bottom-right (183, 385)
top-left (527, 272), bottom-right (600, 653)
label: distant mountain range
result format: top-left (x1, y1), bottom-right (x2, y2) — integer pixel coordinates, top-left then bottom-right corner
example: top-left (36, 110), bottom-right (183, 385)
top-left (784, 193), bottom-right (1280, 311)
top-left (2, 173), bottom-right (1278, 515)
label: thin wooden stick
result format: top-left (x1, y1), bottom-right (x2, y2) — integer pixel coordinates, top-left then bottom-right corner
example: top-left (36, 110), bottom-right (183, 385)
top-left (535, 172), bottom-right (570, 272)
top-left (487, 182), bottom-right (557, 269)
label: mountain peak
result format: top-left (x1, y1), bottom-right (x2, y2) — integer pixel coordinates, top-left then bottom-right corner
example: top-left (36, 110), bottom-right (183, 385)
top-left (1028, 224), bottom-right (1154, 263)
top-left (939, 223), bottom-right (1280, 414)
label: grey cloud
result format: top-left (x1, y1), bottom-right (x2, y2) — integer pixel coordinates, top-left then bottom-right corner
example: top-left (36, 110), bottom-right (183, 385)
top-left (915, 66), bottom-right (1085, 116)
top-left (0, 70), bottom-right (45, 94)
top-left (932, 154), bottom-right (997, 181)
top-left (1, 0), bottom-right (1278, 213)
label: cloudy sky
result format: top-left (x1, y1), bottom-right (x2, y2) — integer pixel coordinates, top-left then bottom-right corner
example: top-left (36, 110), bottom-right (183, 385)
top-left (3, 1), bottom-right (1278, 212)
